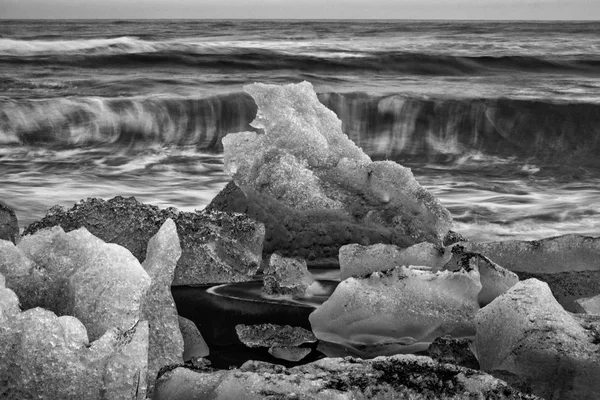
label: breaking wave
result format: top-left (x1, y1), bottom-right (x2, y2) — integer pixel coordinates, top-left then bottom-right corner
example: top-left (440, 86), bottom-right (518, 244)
top-left (2, 91), bottom-right (600, 170)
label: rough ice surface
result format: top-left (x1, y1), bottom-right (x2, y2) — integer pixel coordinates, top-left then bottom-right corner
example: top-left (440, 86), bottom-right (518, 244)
top-left (0, 224), bottom-right (194, 398)
top-left (18, 226), bottom-right (151, 341)
top-left (465, 234), bottom-right (600, 273)
top-left (0, 307), bottom-right (148, 400)
top-left (0, 240), bottom-right (50, 310)
top-left (0, 273), bottom-right (20, 323)
top-left (140, 219), bottom-right (184, 395)
top-left (444, 244), bottom-right (519, 306)
top-left (475, 279), bottom-right (600, 400)
top-left (339, 242), bottom-right (450, 280)
top-left (574, 294), bottom-right (600, 314)
top-left (268, 346), bottom-right (312, 362)
top-left (309, 265), bottom-right (481, 354)
top-left (263, 253), bottom-right (315, 296)
top-left (222, 81), bottom-right (452, 244)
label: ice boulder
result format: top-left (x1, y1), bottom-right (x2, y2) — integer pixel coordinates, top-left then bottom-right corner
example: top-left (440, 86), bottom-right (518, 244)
top-left (574, 294), bottom-right (600, 314)
top-left (140, 219), bottom-right (184, 394)
top-left (464, 234), bottom-right (600, 311)
top-left (309, 266), bottom-right (481, 355)
top-left (214, 82), bottom-right (452, 264)
top-left (267, 346), bottom-right (312, 362)
top-left (263, 253), bottom-right (315, 296)
top-left (178, 316), bottom-right (209, 361)
top-left (17, 226), bottom-right (151, 341)
top-left (0, 307), bottom-right (148, 400)
top-left (475, 279), bottom-right (600, 400)
top-left (339, 242), bottom-right (450, 280)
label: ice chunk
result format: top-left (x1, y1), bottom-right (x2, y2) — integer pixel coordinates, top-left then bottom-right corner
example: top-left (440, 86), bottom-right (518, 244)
top-left (221, 81), bottom-right (452, 246)
top-left (465, 234), bottom-right (600, 274)
top-left (268, 346), bottom-right (312, 362)
top-left (235, 323), bottom-right (316, 348)
top-left (18, 226), bottom-right (151, 341)
top-left (475, 279), bottom-right (600, 400)
top-left (263, 253), bottom-right (315, 296)
top-left (178, 316), bottom-right (209, 361)
top-left (140, 219), bottom-right (184, 394)
top-left (574, 295), bottom-right (600, 314)
top-left (339, 242), bottom-right (450, 280)
top-left (444, 244), bottom-right (519, 306)
top-left (0, 307), bottom-right (148, 399)
top-left (309, 266), bottom-right (481, 354)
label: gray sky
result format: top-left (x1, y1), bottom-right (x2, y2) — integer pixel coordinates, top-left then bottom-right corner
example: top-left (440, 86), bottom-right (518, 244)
top-left (2, 0), bottom-right (599, 20)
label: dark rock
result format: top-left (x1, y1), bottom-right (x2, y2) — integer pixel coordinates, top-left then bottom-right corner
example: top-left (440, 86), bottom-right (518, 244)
top-left (23, 196), bottom-right (265, 285)
top-left (154, 355), bottom-right (540, 400)
top-left (428, 335), bottom-right (479, 370)
top-left (0, 202), bottom-right (19, 244)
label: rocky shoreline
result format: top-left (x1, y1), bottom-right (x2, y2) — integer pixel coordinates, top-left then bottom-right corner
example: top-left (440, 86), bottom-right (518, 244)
top-left (1, 82), bottom-right (599, 399)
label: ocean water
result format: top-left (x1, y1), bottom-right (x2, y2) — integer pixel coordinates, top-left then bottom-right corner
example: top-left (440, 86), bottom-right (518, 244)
top-left (2, 19), bottom-right (600, 242)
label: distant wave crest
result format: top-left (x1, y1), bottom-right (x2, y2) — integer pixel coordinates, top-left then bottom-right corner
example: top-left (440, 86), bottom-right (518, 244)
top-left (1, 37), bottom-right (599, 76)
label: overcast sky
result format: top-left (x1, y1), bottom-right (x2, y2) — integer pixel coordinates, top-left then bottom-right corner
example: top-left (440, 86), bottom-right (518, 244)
top-left (2, 0), bottom-right (599, 20)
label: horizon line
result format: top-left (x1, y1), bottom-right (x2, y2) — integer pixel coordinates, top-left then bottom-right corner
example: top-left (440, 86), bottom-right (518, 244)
top-left (1, 17), bottom-right (600, 22)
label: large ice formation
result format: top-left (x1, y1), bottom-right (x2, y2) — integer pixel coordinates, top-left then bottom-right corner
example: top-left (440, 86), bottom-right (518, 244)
top-left (221, 81), bottom-right (452, 248)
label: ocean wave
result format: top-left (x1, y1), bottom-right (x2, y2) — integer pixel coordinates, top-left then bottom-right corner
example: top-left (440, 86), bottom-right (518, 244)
top-left (2, 91), bottom-right (600, 169)
top-left (1, 37), bottom-right (599, 76)
top-left (0, 93), bottom-right (256, 150)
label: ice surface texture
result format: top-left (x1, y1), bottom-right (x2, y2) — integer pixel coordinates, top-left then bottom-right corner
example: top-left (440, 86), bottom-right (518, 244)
top-left (475, 279), bottom-right (600, 400)
top-left (222, 81), bottom-right (452, 245)
top-left (309, 266), bottom-right (481, 354)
